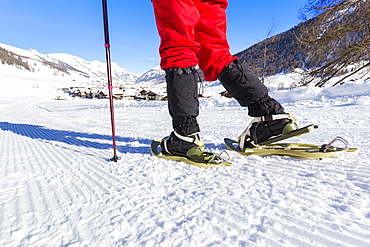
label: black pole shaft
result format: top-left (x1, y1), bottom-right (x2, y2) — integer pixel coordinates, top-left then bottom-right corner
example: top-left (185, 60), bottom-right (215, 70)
top-left (102, 0), bottom-right (119, 162)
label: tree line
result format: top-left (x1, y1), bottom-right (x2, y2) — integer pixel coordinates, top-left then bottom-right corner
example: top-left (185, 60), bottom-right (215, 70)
top-left (236, 0), bottom-right (369, 87)
top-left (0, 47), bottom-right (31, 71)
top-left (299, 0), bottom-right (370, 86)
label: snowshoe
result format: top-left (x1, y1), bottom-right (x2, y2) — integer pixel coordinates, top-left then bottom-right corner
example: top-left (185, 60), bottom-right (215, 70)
top-left (225, 136), bottom-right (358, 159)
top-left (151, 131), bottom-right (231, 168)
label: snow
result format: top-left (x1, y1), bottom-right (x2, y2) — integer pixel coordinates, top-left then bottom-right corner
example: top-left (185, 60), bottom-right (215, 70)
top-left (1, 64), bottom-right (370, 247)
top-left (0, 43), bottom-right (139, 85)
top-left (135, 65), bottom-right (166, 87)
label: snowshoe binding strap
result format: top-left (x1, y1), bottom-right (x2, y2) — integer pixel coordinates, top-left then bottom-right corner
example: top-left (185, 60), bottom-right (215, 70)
top-left (173, 131), bottom-right (204, 147)
top-left (161, 135), bottom-right (172, 154)
top-left (161, 131), bottom-right (229, 164)
top-left (186, 148), bottom-right (230, 164)
top-left (161, 131), bottom-right (204, 155)
top-left (253, 114), bottom-right (296, 123)
top-left (239, 114), bottom-right (298, 149)
top-left (172, 133), bottom-right (230, 164)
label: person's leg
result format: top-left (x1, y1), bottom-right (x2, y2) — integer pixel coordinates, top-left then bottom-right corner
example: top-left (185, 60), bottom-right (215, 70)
top-left (164, 67), bottom-right (203, 155)
top-left (152, 0), bottom-right (203, 155)
top-left (193, 0), bottom-right (296, 148)
top-left (218, 59), bottom-right (281, 114)
top-left (218, 60), bottom-right (298, 148)
top-left (152, 0), bottom-right (297, 151)
top-left (152, 0), bottom-right (201, 70)
top-left (193, 1), bottom-right (274, 112)
top-left (194, 0), bottom-right (237, 81)
top-left (194, 0), bottom-right (280, 115)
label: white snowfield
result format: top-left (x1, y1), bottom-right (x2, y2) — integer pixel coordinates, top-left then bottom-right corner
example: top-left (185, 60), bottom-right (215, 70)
top-left (1, 69), bottom-right (370, 247)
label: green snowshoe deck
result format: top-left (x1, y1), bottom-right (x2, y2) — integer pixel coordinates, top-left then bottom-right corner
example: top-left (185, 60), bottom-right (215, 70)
top-left (224, 138), bottom-right (358, 159)
top-left (150, 140), bottom-right (232, 168)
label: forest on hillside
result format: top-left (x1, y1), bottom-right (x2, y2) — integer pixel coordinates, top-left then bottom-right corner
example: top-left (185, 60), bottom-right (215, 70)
top-left (236, 0), bottom-right (370, 87)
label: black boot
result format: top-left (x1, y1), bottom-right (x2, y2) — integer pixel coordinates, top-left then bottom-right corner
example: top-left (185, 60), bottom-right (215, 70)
top-left (161, 67), bottom-right (204, 155)
top-left (160, 116), bottom-right (204, 156)
top-left (160, 130), bottom-right (204, 156)
top-left (218, 60), bottom-right (298, 148)
top-left (238, 114), bottom-right (298, 149)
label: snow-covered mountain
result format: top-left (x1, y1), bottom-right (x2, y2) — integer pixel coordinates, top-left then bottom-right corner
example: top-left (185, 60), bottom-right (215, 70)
top-left (135, 65), bottom-right (166, 87)
top-left (0, 43), bottom-right (139, 85)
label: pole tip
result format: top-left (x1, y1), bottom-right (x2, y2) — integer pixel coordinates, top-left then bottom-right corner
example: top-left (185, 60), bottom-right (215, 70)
top-left (110, 155), bottom-right (120, 162)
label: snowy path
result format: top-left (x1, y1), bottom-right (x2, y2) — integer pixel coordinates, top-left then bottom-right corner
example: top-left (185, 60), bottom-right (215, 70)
top-left (1, 81), bottom-right (370, 246)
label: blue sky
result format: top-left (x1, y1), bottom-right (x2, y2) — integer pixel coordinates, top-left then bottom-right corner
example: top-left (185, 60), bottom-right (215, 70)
top-left (0, 0), bottom-right (308, 75)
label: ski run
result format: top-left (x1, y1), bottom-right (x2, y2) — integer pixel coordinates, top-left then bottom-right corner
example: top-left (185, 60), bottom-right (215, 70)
top-left (1, 68), bottom-right (370, 247)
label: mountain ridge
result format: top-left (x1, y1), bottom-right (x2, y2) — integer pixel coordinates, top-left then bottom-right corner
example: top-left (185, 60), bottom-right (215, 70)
top-left (0, 43), bottom-right (139, 85)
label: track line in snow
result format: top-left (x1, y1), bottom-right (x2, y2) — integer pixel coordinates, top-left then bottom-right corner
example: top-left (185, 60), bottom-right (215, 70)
top-left (1, 85), bottom-right (370, 246)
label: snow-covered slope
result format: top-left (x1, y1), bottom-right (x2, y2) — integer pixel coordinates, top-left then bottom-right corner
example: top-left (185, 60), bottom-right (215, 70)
top-left (135, 65), bottom-right (166, 87)
top-left (0, 43), bottom-right (139, 85)
top-left (0, 70), bottom-right (369, 246)
top-left (47, 53), bottom-right (139, 83)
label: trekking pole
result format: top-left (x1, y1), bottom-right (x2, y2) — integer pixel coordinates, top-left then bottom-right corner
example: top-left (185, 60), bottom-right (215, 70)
top-left (102, 0), bottom-right (119, 162)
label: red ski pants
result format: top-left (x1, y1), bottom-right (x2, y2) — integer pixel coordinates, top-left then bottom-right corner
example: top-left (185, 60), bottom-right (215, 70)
top-left (152, 0), bottom-right (238, 81)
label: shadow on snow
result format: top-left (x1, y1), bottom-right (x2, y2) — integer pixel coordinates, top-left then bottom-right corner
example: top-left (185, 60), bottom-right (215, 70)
top-left (0, 122), bottom-right (151, 154)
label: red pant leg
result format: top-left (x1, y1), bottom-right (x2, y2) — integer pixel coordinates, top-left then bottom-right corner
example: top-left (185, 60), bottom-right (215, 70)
top-left (195, 0), bottom-right (237, 81)
top-left (152, 0), bottom-right (237, 81)
top-left (152, 0), bottom-right (201, 70)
